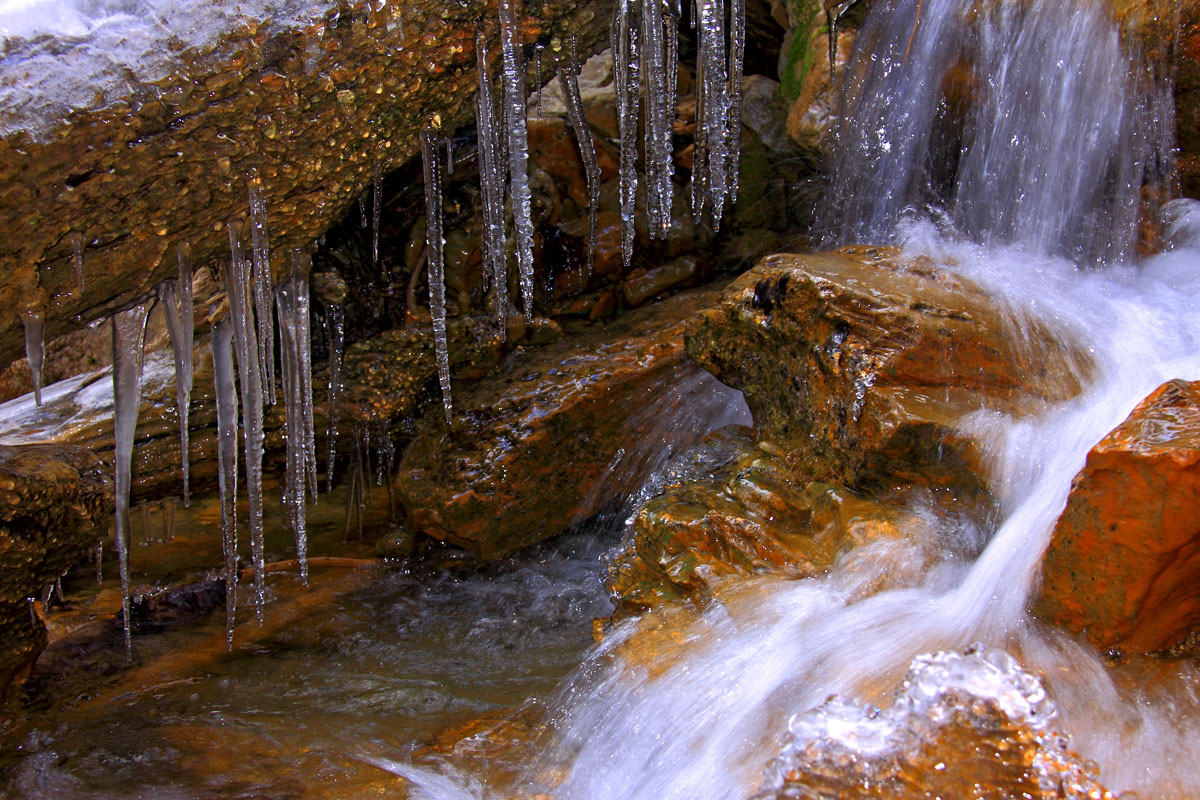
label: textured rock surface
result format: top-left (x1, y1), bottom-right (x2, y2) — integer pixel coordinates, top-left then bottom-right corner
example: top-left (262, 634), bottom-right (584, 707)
top-left (686, 246), bottom-right (1090, 490)
top-left (397, 283), bottom-right (728, 559)
top-left (0, 445), bottom-right (112, 699)
top-left (1033, 379), bottom-right (1200, 653)
top-left (607, 425), bottom-right (931, 615)
top-left (0, 0), bottom-right (614, 373)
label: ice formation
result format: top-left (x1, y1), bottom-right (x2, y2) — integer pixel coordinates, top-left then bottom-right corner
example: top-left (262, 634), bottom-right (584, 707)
top-left (247, 177), bottom-right (276, 405)
top-left (557, 36), bottom-right (602, 274)
top-left (498, 0), bottom-right (535, 320)
top-left (475, 25), bottom-right (509, 338)
top-left (19, 308), bottom-right (44, 408)
top-left (323, 299), bottom-right (345, 493)
top-left (612, 0), bottom-right (641, 268)
top-left (421, 125), bottom-right (454, 424)
top-left (69, 230), bottom-right (85, 292)
top-left (211, 316), bottom-right (240, 648)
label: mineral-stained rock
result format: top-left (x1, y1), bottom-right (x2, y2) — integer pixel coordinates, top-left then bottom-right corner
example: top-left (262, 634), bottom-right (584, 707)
top-left (0, 444), bottom-right (112, 699)
top-left (0, 0), bottom-right (615, 374)
top-left (1033, 379), bottom-right (1200, 653)
top-left (397, 282), bottom-right (729, 559)
top-left (686, 246), bottom-right (1090, 491)
top-left (607, 425), bottom-right (933, 615)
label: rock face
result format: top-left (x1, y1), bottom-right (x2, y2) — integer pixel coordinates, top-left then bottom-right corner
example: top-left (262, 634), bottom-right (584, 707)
top-left (397, 283), bottom-right (732, 559)
top-left (0, 0), bottom-right (614, 373)
top-left (685, 246), bottom-right (1089, 490)
top-left (607, 425), bottom-right (932, 615)
top-left (0, 445), bottom-right (112, 699)
top-left (1033, 379), bottom-right (1200, 653)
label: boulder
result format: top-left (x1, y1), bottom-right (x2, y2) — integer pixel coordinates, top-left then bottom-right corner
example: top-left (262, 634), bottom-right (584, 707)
top-left (1033, 379), bottom-right (1200, 653)
top-left (0, 444), bottom-right (112, 699)
top-left (607, 425), bottom-right (934, 615)
top-left (397, 282), bottom-right (729, 559)
top-left (685, 247), bottom-right (1089, 491)
top-left (0, 0), bottom-right (614, 374)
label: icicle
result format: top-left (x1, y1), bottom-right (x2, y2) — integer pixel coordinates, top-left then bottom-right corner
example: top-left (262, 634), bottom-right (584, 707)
top-left (475, 25), bottom-right (509, 338)
top-left (177, 244), bottom-right (194, 505)
top-left (642, 0), bottom-right (676, 237)
top-left (69, 230), bottom-right (85, 292)
top-left (727, 0), bottom-right (746, 199)
top-left (111, 299), bottom-right (151, 657)
top-left (359, 195), bottom-right (369, 228)
top-left (158, 277), bottom-right (193, 506)
top-left (160, 497), bottom-right (177, 541)
top-left (20, 308), bottom-right (44, 407)
top-left (535, 44), bottom-right (544, 116)
top-left (276, 250), bottom-right (318, 586)
top-left (445, 136), bottom-right (455, 176)
top-left (558, 35), bottom-right (602, 276)
top-left (324, 300), bottom-right (345, 493)
top-left (223, 219), bottom-right (267, 625)
top-left (613, 0), bottom-right (642, 268)
top-left (498, 0), bottom-right (536, 321)
top-left (421, 126), bottom-right (454, 424)
top-left (372, 153), bottom-right (383, 266)
top-left (138, 502), bottom-right (153, 545)
top-left (211, 316), bottom-right (239, 648)
top-left (696, 0), bottom-right (730, 227)
top-left (247, 176), bottom-right (276, 405)
top-left (94, 541), bottom-right (103, 584)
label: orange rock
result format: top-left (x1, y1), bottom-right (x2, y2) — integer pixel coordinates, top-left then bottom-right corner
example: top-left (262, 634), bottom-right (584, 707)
top-left (1033, 379), bottom-right (1200, 653)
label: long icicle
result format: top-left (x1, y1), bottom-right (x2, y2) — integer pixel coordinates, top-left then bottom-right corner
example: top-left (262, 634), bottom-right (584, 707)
top-left (324, 299), bottom-right (345, 493)
top-left (211, 317), bottom-right (239, 649)
top-left (69, 231), bottom-right (86, 292)
top-left (176, 244), bottom-right (194, 505)
top-left (697, 0), bottom-right (730, 227)
top-left (293, 251), bottom-right (318, 501)
top-left (558, 35), bottom-right (602, 276)
top-left (422, 125), bottom-right (454, 424)
top-left (727, 0), bottom-right (746, 199)
top-left (111, 300), bottom-right (152, 657)
top-left (642, 0), bottom-right (670, 236)
top-left (276, 268), bottom-right (310, 585)
top-left (613, 0), bottom-right (642, 268)
top-left (248, 175), bottom-right (276, 405)
top-left (476, 23), bottom-right (509, 339)
top-left (20, 308), bottom-right (44, 408)
top-left (498, 0), bottom-right (536, 321)
top-left (223, 219), bottom-right (267, 624)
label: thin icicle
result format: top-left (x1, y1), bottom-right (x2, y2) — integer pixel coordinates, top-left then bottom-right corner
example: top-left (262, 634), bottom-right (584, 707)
top-left (445, 136), bottom-right (455, 176)
top-left (211, 316), bottom-right (239, 648)
top-left (324, 300), bottom-right (345, 493)
top-left (223, 219), bottom-right (267, 625)
top-left (160, 497), bottom-right (177, 541)
top-left (696, 0), bottom-right (730, 227)
top-left (498, 0), bottom-right (536, 320)
top-left (138, 502), bottom-right (153, 545)
top-left (293, 252), bottom-right (318, 500)
top-left (69, 230), bottom-right (85, 292)
top-left (476, 25), bottom-right (509, 338)
top-left (359, 195), bottom-right (369, 228)
top-left (20, 308), bottom-right (44, 407)
top-left (176, 244), bottom-right (194, 505)
top-left (558, 35), bottom-right (602, 276)
top-left (642, 0), bottom-right (675, 237)
top-left (535, 44), bottom-right (544, 116)
top-left (613, 0), bottom-right (641, 268)
top-left (111, 299), bottom-right (151, 657)
top-left (372, 152), bottom-right (383, 266)
top-left (157, 279), bottom-right (193, 506)
top-left (247, 176), bottom-right (276, 405)
top-left (421, 126), bottom-right (454, 424)
top-left (727, 0), bottom-right (745, 198)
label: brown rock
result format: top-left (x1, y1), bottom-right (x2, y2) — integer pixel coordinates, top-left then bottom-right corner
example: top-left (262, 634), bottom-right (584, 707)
top-left (0, 444), bottom-right (112, 699)
top-left (621, 255), bottom-right (701, 307)
top-left (1033, 379), bottom-right (1200, 653)
top-left (686, 246), bottom-right (1089, 491)
top-left (397, 282), bottom-right (729, 559)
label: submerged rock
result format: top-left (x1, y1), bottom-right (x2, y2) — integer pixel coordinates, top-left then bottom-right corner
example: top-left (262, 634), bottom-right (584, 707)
top-left (1033, 378), bottom-right (1200, 654)
top-left (686, 246), bottom-right (1089, 492)
top-left (0, 444), bottom-right (112, 699)
top-left (397, 283), bottom-right (729, 559)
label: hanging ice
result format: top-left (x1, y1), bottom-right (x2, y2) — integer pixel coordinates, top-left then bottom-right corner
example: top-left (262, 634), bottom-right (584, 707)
top-left (20, 308), bottom-right (44, 407)
top-left (641, 0), bottom-right (676, 237)
top-left (613, 0), bottom-right (641, 268)
top-left (69, 230), bottom-right (85, 292)
top-left (247, 176), bottom-right (276, 405)
top-left (324, 299), bottom-right (345, 493)
top-left (498, 0), bottom-right (536, 321)
top-left (727, 0), bottom-right (745, 198)
top-left (223, 218), bottom-right (267, 624)
top-left (421, 126), bottom-right (454, 424)
top-left (138, 502), bottom-right (153, 545)
top-left (276, 250), bottom-right (319, 586)
top-left (695, 0), bottom-right (731, 227)
top-left (157, 248), bottom-right (195, 506)
top-left (211, 316), bottom-right (240, 648)
top-left (535, 43), bottom-right (545, 117)
top-left (557, 35), bottom-right (602, 275)
top-left (372, 152), bottom-right (383, 266)
top-left (475, 25), bottom-right (509, 338)
top-left (160, 497), bottom-right (177, 541)
top-left (111, 299), bottom-right (151, 656)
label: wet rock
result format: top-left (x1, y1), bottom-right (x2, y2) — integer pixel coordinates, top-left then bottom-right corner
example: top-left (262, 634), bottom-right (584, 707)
top-left (740, 75), bottom-right (794, 153)
top-left (0, 444), bottom-right (112, 699)
top-left (686, 246), bottom-right (1090, 491)
top-left (1033, 379), bottom-right (1200, 653)
top-left (785, 27), bottom-right (856, 149)
top-left (621, 255), bottom-right (701, 307)
top-left (0, 0), bottom-right (614, 374)
top-left (397, 282), bottom-right (728, 559)
top-left (607, 426), bottom-right (931, 615)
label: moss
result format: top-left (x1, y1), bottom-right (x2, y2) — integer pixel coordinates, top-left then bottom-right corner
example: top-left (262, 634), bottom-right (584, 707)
top-left (780, 0), bottom-right (822, 103)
